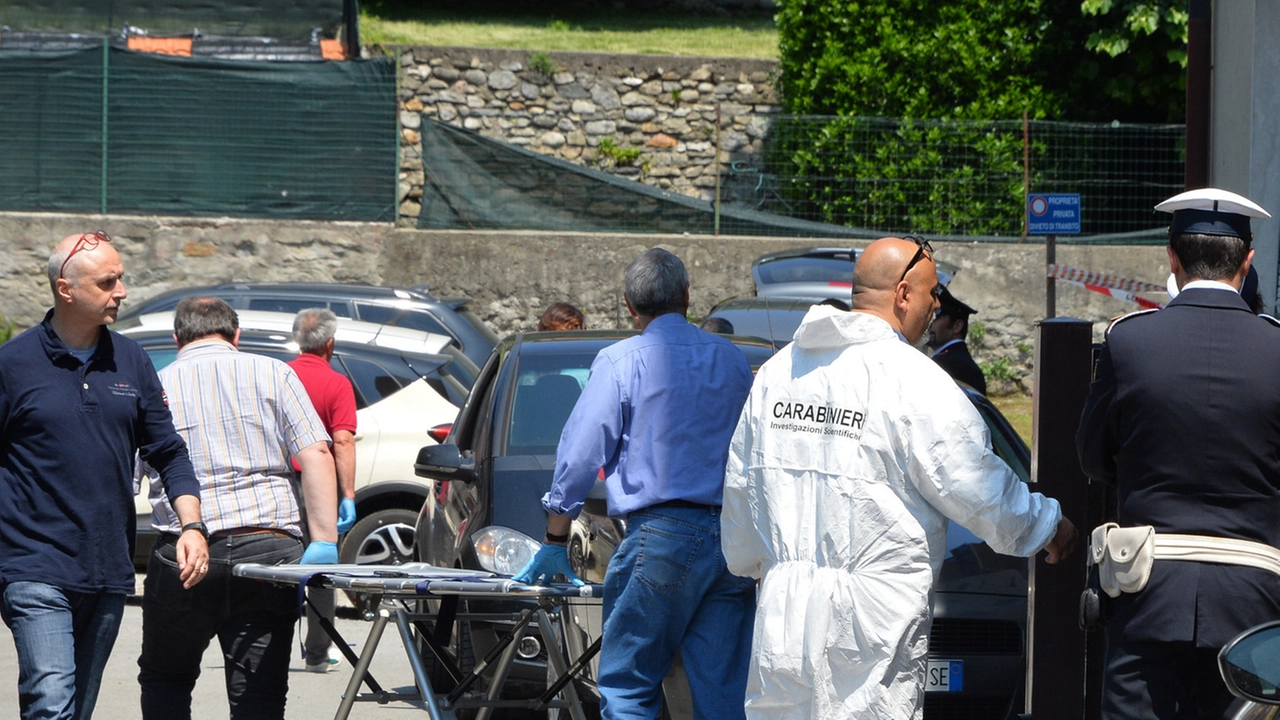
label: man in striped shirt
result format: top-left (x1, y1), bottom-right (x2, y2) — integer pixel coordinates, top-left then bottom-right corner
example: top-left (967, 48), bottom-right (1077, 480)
top-left (136, 296), bottom-right (338, 720)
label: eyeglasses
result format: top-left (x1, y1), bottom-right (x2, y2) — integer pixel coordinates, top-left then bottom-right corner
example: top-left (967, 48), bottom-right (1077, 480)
top-left (897, 235), bottom-right (934, 284)
top-left (58, 231), bottom-right (112, 279)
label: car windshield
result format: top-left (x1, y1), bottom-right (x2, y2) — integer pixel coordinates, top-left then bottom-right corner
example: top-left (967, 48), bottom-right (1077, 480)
top-left (506, 350), bottom-right (598, 456)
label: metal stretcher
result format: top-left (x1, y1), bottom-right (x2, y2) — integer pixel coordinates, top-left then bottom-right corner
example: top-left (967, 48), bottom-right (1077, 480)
top-left (232, 562), bottom-right (604, 720)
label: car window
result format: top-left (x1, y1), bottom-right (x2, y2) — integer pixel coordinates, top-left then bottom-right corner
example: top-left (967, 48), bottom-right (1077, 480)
top-left (354, 302), bottom-right (451, 337)
top-left (710, 307), bottom-right (809, 348)
top-left (131, 296), bottom-right (181, 315)
top-left (453, 350), bottom-right (503, 453)
top-left (971, 399), bottom-right (1031, 484)
top-left (333, 355), bottom-right (418, 410)
top-left (756, 256), bottom-right (854, 286)
top-left (505, 351), bottom-right (597, 456)
top-left (246, 298), bottom-right (351, 317)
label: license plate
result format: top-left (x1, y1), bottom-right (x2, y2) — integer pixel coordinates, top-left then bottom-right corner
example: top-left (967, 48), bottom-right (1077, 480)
top-left (926, 660), bottom-right (964, 692)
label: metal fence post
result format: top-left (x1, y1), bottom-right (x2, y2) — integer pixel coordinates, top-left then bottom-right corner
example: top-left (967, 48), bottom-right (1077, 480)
top-left (1026, 318), bottom-right (1094, 719)
top-left (101, 37), bottom-right (109, 215)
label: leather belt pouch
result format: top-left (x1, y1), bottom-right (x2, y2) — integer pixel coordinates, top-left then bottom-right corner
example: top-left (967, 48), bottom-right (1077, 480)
top-left (1090, 522), bottom-right (1155, 598)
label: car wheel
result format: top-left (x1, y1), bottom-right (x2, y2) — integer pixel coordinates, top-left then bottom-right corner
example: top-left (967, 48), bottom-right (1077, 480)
top-left (339, 508), bottom-right (419, 614)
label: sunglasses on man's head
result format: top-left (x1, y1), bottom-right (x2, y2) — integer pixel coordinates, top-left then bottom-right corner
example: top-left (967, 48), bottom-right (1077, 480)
top-left (58, 230), bottom-right (112, 279)
top-left (898, 235), bottom-right (934, 284)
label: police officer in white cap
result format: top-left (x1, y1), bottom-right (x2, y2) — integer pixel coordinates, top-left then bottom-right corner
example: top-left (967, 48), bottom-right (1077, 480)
top-left (1077, 187), bottom-right (1280, 719)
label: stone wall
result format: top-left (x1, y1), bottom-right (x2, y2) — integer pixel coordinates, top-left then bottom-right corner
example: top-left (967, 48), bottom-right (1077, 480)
top-left (0, 213), bottom-right (1170, 395)
top-left (395, 46), bottom-right (781, 224)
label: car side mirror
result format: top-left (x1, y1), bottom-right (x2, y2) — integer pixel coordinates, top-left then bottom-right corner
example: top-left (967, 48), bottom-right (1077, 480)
top-left (415, 443), bottom-right (477, 484)
top-left (1219, 621), bottom-right (1280, 705)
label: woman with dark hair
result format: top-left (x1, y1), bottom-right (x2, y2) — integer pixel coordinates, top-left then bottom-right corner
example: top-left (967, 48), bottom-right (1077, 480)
top-left (537, 302), bottom-right (585, 331)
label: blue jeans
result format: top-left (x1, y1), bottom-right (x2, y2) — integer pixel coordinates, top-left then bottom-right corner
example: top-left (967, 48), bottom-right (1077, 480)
top-left (1, 581), bottom-right (126, 720)
top-left (138, 531), bottom-right (302, 720)
top-left (599, 505), bottom-right (756, 720)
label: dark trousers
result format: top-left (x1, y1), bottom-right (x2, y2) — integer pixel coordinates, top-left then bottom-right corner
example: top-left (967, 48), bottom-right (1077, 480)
top-left (138, 532), bottom-right (303, 720)
top-left (1102, 638), bottom-right (1244, 720)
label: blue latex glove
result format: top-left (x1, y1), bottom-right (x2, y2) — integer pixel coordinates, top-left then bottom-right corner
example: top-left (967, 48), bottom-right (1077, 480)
top-left (337, 498), bottom-right (357, 535)
top-left (299, 541), bottom-right (338, 565)
top-left (512, 544), bottom-right (585, 587)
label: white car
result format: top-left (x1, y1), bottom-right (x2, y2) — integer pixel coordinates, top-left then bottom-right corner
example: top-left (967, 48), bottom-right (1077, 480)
top-left (120, 310), bottom-right (476, 578)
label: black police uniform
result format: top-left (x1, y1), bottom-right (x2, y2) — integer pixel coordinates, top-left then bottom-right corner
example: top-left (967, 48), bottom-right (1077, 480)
top-left (931, 340), bottom-right (986, 395)
top-left (1076, 287), bottom-right (1280, 719)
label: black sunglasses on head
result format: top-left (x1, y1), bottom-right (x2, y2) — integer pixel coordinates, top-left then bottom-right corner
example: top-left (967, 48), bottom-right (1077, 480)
top-left (898, 235), bottom-right (934, 284)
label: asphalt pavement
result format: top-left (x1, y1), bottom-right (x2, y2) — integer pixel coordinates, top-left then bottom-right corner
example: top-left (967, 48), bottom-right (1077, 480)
top-left (0, 575), bottom-right (432, 719)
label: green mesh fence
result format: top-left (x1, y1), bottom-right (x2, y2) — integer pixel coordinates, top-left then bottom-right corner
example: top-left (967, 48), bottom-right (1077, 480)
top-left (417, 117), bottom-right (874, 239)
top-left (744, 117), bottom-right (1184, 243)
top-left (0, 46), bottom-right (395, 220)
top-left (415, 114), bottom-right (1183, 243)
top-left (0, 0), bottom-right (347, 40)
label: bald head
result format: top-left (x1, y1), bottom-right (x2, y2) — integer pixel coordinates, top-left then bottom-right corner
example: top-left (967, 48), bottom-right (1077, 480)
top-left (852, 238), bottom-right (928, 299)
top-left (48, 232), bottom-right (119, 294)
top-left (45, 231), bottom-right (128, 346)
top-left (851, 237), bottom-right (940, 344)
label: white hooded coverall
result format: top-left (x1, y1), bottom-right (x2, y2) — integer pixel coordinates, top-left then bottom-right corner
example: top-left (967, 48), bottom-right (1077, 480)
top-left (721, 305), bottom-right (1061, 720)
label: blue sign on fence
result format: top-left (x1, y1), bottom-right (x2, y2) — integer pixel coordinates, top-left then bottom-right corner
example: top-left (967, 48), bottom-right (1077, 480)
top-left (1027, 193), bottom-right (1081, 235)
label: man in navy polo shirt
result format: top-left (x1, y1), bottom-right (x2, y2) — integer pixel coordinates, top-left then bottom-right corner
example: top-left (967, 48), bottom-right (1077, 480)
top-left (0, 231), bottom-right (205, 720)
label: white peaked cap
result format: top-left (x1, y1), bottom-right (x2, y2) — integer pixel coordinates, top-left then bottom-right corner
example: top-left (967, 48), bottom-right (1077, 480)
top-left (1155, 187), bottom-right (1271, 218)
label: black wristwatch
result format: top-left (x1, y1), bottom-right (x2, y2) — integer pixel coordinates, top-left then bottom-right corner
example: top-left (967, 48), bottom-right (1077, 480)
top-left (181, 522), bottom-right (210, 540)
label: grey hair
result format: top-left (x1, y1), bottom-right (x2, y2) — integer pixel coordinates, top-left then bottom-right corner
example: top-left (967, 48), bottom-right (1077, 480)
top-left (46, 251), bottom-right (63, 294)
top-left (624, 248), bottom-right (689, 318)
top-left (174, 296), bottom-right (238, 344)
top-left (292, 308), bottom-right (338, 354)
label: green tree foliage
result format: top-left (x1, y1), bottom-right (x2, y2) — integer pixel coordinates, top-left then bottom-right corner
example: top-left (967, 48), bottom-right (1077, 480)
top-left (776, 0), bottom-right (1081, 120)
top-left (775, 0), bottom-right (1183, 123)
top-left (768, 0), bottom-right (1186, 235)
top-left (1081, 0), bottom-right (1188, 122)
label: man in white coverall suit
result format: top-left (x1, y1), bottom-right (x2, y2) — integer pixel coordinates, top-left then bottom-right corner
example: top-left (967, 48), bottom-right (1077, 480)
top-left (721, 236), bottom-right (1078, 720)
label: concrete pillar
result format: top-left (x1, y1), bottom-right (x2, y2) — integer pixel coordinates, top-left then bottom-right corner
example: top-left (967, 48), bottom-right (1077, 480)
top-left (1211, 0), bottom-right (1280, 312)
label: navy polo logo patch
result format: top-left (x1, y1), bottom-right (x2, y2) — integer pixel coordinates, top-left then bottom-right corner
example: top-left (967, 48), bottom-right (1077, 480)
top-left (109, 382), bottom-right (140, 398)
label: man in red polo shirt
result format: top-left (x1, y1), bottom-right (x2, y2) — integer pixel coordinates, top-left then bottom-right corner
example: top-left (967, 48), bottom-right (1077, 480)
top-left (289, 308), bottom-right (358, 672)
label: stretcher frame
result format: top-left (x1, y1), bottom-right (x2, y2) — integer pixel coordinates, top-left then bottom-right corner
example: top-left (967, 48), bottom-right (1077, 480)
top-left (233, 562), bottom-right (603, 720)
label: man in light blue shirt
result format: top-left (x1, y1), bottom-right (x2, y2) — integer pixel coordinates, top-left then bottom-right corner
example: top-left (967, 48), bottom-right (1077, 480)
top-left (516, 248), bottom-right (756, 720)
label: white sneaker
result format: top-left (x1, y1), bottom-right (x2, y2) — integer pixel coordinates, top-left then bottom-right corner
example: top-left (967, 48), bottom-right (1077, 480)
top-left (304, 660), bottom-right (331, 674)
top-left (327, 646), bottom-right (344, 666)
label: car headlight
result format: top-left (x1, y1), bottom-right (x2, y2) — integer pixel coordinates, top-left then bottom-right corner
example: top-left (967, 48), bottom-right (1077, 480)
top-left (471, 526), bottom-right (541, 575)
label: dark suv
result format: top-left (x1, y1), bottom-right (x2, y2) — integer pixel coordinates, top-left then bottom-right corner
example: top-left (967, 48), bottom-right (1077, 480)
top-left (412, 331), bottom-right (775, 707)
top-left (119, 282), bottom-right (499, 368)
top-left (414, 330), bottom-right (1033, 720)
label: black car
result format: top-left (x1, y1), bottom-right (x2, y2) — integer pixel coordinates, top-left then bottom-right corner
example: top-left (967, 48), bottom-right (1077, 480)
top-left (119, 281), bottom-right (499, 368)
top-left (122, 311), bottom-right (479, 575)
top-left (411, 330), bottom-right (775, 706)
top-left (413, 329), bottom-right (1033, 719)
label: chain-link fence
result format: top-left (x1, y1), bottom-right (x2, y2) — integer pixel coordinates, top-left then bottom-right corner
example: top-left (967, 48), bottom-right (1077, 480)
top-left (720, 116), bottom-right (1184, 243)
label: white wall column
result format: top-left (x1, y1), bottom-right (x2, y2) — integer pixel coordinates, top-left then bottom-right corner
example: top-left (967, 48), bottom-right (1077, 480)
top-left (1212, 0), bottom-right (1280, 311)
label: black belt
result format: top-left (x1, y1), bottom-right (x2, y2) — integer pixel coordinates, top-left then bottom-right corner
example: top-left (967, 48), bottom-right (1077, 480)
top-left (649, 499), bottom-right (720, 511)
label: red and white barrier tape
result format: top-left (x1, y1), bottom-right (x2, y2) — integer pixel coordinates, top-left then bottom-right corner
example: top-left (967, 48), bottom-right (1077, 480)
top-left (1058, 279), bottom-right (1163, 310)
top-left (1047, 264), bottom-right (1164, 294)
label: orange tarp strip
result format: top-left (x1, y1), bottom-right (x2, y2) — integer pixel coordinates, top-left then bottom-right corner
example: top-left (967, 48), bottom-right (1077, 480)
top-left (127, 37), bottom-right (192, 56)
top-left (320, 39), bottom-right (346, 60)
